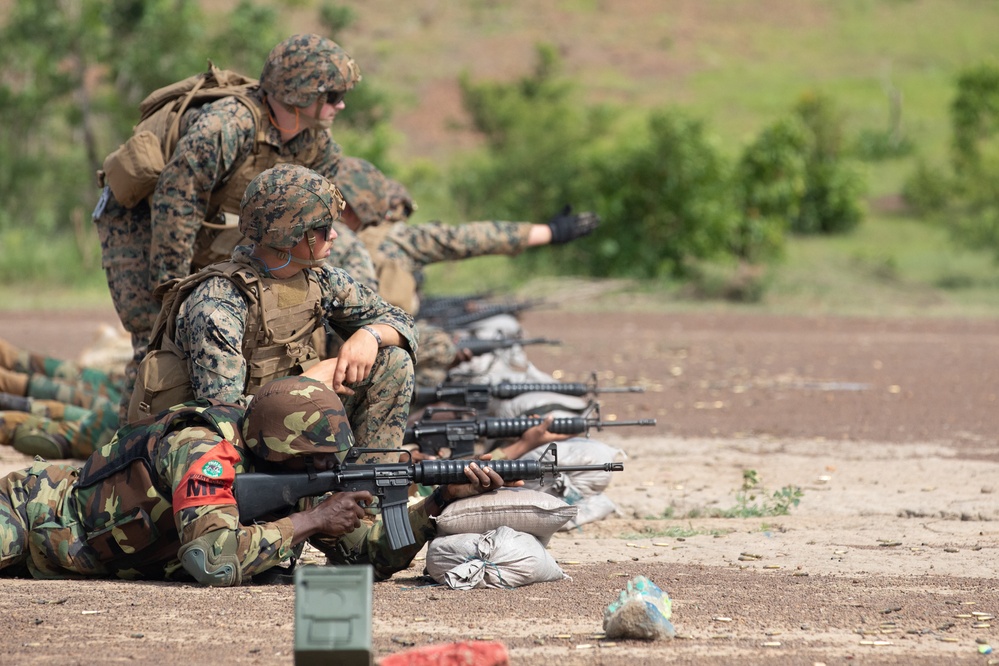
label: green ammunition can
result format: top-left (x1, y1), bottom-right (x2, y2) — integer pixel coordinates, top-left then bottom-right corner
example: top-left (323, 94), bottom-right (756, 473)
top-left (294, 565), bottom-right (373, 666)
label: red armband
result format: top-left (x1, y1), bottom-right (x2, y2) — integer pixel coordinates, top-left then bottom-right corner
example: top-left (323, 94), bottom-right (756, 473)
top-left (173, 439), bottom-right (241, 512)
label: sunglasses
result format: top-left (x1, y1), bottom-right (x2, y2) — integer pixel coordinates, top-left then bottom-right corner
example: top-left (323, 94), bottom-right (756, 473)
top-left (325, 90), bottom-right (346, 106)
top-left (312, 224), bottom-right (335, 241)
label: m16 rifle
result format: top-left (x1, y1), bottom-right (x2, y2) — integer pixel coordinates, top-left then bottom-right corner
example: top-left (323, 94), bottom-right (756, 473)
top-left (233, 443), bottom-right (624, 550)
top-left (413, 373), bottom-right (645, 412)
top-left (452, 336), bottom-right (561, 358)
top-left (423, 298), bottom-right (547, 331)
top-left (416, 291), bottom-right (495, 321)
top-left (402, 408), bottom-right (657, 458)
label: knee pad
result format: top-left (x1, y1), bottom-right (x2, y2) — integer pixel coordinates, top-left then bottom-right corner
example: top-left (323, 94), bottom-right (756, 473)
top-left (178, 532), bottom-right (242, 587)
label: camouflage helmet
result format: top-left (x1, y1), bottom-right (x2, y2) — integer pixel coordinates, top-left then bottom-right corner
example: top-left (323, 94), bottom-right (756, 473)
top-left (260, 34), bottom-right (362, 108)
top-left (241, 376), bottom-right (355, 463)
top-left (239, 163), bottom-right (345, 250)
top-left (385, 178), bottom-right (417, 223)
top-left (336, 156), bottom-right (391, 229)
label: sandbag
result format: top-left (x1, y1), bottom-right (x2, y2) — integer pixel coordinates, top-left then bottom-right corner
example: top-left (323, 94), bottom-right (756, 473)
top-left (425, 526), bottom-right (567, 590)
top-left (433, 487), bottom-right (576, 546)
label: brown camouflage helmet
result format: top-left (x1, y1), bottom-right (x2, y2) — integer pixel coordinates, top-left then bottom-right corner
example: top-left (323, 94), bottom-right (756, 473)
top-left (385, 177), bottom-right (417, 223)
top-left (260, 34), bottom-right (361, 109)
top-left (241, 376), bottom-right (355, 463)
top-left (336, 156), bottom-right (391, 229)
top-left (239, 163), bottom-right (345, 250)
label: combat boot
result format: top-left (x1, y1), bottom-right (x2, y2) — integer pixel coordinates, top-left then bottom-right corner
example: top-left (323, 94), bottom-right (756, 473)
top-left (0, 410), bottom-right (34, 447)
top-left (12, 423), bottom-right (70, 459)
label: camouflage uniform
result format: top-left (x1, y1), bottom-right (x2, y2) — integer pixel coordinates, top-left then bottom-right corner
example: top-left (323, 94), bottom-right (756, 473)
top-left (0, 377), bottom-right (435, 583)
top-left (334, 156), bottom-right (534, 316)
top-left (327, 220), bottom-right (378, 285)
top-left (173, 245), bottom-right (417, 450)
top-left (0, 339), bottom-right (121, 459)
top-left (158, 164), bottom-right (418, 453)
top-left (93, 34), bottom-right (360, 420)
top-left (335, 157), bottom-right (531, 385)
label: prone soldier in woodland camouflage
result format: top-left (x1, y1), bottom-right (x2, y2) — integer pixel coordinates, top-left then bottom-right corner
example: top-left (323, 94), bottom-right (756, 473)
top-left (0, 337), bottom-right (120, 459)
top-left (0, 376), bottom-right (507, 584)
top-left (92, 34), bottom-right (362, 420)
top-left (130, 164), bottom-right (418, 458)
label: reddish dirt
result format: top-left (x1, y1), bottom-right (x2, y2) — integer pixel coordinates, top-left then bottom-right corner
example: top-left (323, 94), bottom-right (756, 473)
top-left (1, 306), bottom-right (998, 665)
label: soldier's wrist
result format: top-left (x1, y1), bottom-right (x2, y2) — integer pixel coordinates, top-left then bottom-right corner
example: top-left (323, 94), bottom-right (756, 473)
top-left (360, 325), bottom-right (382, 347)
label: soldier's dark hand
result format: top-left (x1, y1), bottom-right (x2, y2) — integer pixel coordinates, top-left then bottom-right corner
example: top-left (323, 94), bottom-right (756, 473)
top-left (312, 490), bottom-right (373, 536)
top-left (439, 455), bottom-right (524, 504)
top-left (546, 205), bottom-right (600, 244)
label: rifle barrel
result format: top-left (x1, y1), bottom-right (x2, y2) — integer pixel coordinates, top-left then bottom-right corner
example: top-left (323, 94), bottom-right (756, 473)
top-left (595, 386), bottom-right (646, 393)
top-left (596, 418), bottom-right (658, 427)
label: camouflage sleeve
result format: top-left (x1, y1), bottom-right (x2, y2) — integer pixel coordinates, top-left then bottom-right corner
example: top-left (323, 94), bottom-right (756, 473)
top-left (318, 266), bottom-right (419, 359)
top-left (385, 220), bottom-right (533, 270)
top-left (149, 99), bottom-right (257, 289)
top-left (160, 427), bottom-right (297, 578)
top-left (173, 276), bottom-right (251, 405)
top-left (316, 498), bottom-right (438, 581)
top-left (325, 221), bottom-right (379, 286)
top-left (307, 131), bottom-right (343, 180)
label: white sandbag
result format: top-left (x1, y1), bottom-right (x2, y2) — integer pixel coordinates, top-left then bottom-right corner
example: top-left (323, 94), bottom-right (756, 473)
top-left (433, 487), bottom-right (576, 546)
top-left (559, 492), bottom-right (619, 530)
top-left (426, 526), bottom-right (567, 590)
top-left (490, 391), bottom-right (591, 418)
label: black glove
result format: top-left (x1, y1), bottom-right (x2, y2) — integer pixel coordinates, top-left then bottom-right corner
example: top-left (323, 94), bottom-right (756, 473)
top-left (546, 205), bottom-right (600, 244)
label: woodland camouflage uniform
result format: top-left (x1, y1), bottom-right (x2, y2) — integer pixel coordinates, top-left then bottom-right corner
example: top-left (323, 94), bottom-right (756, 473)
top-left (92, 34), bottom-right (360, 420)
top-left (0, 338), bottom-right (121, 459)
top-left (0, 377), bottom-right (435, 583)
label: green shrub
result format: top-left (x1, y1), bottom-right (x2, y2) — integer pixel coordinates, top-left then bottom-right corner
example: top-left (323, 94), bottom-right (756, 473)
top-left (791, 92), bottom-right (867, 235)
top-left (731, 116), bottom-right (808, 261)
top-left (902, 159), bottom-right (952, 214)
top-left (584, 110), bottom-right (740, 279)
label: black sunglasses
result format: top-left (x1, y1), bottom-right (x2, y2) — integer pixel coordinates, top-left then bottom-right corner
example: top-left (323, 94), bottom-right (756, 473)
top-left (312, 224), bottom-right (334, 241)
top-left (325, 90), bottom-right (346, 106)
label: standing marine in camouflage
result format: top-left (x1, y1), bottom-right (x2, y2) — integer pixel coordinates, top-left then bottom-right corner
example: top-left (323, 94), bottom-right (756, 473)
top-left (0, 376), bottom-right (506, 584)
top-left (92, 34), bottom-right (362, 420)
top-left (0, 338), bottom-right (121, 459)
top-left (132, 164), bottom-right (418, 457)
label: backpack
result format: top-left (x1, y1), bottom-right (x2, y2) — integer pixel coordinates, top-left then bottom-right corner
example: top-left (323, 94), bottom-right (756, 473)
top-left (99, 62), bottom-right (261, 208)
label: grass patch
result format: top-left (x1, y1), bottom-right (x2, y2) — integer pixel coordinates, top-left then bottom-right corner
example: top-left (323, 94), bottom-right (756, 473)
top-left (710, 470), bottom-right (803, 519)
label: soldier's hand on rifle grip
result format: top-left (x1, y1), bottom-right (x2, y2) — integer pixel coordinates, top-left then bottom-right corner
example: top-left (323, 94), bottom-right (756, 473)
top-left (315, 490), bottom-right (373, 535)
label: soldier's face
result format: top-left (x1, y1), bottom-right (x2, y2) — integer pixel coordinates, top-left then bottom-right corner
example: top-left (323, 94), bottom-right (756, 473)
top-left (289, 226), bottom-right (334, 261)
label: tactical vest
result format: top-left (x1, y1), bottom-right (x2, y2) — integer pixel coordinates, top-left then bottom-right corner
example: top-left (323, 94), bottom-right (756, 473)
top-left (74, 401), bottom-right (245, 575)
top-left (190, 103), bottom-right (324, 271)
top-left (358, 224), bottom-right (421, 315)
top-left (98, 62), bottom-right (323, 270)
top-left (128, 259), bottom-right (325, 423)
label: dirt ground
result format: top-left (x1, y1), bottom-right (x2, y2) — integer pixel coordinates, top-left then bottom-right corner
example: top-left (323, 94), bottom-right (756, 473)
top-left (1, 306), bottom-right (998, 665)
